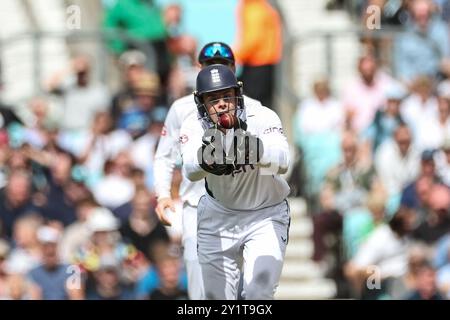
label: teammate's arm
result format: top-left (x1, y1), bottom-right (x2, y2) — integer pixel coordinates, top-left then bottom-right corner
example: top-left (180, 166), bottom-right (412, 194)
top-left (153, 105), bottom-right (180, 226)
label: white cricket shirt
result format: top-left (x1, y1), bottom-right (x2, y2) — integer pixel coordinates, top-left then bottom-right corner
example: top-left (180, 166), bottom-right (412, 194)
top-left (180, 102), bottom-right (290, 211)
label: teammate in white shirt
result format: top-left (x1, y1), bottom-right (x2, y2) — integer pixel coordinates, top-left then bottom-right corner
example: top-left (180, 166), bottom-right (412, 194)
top-left (179, 64), bottom-right (291, 300)
top-left (153, 42), bottom-right (262, 300)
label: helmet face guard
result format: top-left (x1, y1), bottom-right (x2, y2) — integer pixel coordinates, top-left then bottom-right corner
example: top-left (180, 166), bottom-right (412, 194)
top-left (194, 65), bottom-right (244, 127)
top-left (196, 93), bottom-right (244, 127)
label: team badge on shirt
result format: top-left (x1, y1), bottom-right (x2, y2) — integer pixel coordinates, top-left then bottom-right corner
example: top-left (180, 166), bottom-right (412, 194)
top-left (179, 134), bottom-right (189, 144)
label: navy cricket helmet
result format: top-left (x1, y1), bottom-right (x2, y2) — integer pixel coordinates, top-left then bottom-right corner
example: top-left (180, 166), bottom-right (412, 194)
top-left (194, 64), bottom-right (244, 124)
top-left (198, 42), bottom-right (235, 65)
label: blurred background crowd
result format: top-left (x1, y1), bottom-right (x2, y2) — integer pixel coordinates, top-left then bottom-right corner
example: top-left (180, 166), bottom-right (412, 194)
top-left (292, 0), bottom-right (450, 300)
top-left (0, 0), bottom-right (449, 300)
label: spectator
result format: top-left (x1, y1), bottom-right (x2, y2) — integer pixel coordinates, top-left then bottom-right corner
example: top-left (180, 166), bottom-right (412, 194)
top-left (436, 244), bottom-right (450, 299)
top-left (313, 131), bottom-right (379, 283)
top-left (296, 77), bottom-right (344, 135)
top-left (412, 184), bottom-right (450, 244)
top-left (59, 197), bottom-right (99, 263)
top-left (111, 50), bottom-right (149, 126)
top-left (86, 253), bottom-right (135, 300)
top-left (363, 82), bottom-right (407, 152)
top-left (37, 150), bottom-right (78, 226)
top-left (103, 0), bottom-right (170, 96)
top-left (73, 208), bottom-right (146, 284)
top-left (312, 186), bottom-right (342, 264)
top-left (324, 131), bottom-right (379, 213)
top-left (400, 149), bottom-right (442, 212)
top-left (414, 84), bottom-right (450, 151)
top-left (293, 78), bottom-right (343, 201)
top-left (405, 262), bottom-right (444, 299)
top-left (136, 240), bottom-right (188, 300)
top-left (119, 187), bottom-right (170, 260)
top-left (394, 0), bottom-right (450, 83)
top-left (1, 272), bottom-right (33, 300)
top-left (128, 106), bottom-right (168, 191)
top-left (375, 124), bottom-right (421, 197)
top-left (343, 191), bottom-right (387, 260)
top-left (0, 129), bottom-right (10, 188)
top-left (68, 111), bottom-right (132, 188)
top-left (386, 244), bottom-right (431, 299)
top-left (5, 214), bottom-right (43, 275)
top-left (93, 152), bottom-right (136, 210)
top-left (400, 175), bottom-right (434, 223)
top-left (163, 4), bottom-right (198, 100)
top-left (342, 54), bottom-right (393, 134)
top-left (345, 207), bottom-right (417, 299)
top-left (435, 138), bottom-right (450, 186)
top-left (0, 239), bottom-right (10, 298)
top-left (117, 72), bottom-right (161, 141)
top-left (22, 97), bottom-right (58, 150)
top-left (0, 170), bottom-right (42, 239)
top-left (234, 0), bottom-right (283, 109)
top-left (147, 242), bottom-right (188, 300)
top-left (47, 55), bottom-right (110, 132)
top-left (28, 226), bottom-right (83, 300)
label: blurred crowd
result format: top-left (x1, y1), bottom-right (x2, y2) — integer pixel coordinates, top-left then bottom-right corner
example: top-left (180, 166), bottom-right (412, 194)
top-left (294, 0), bottom-right (450, 299)
top-left (0, 0), bottom-right (202, 300)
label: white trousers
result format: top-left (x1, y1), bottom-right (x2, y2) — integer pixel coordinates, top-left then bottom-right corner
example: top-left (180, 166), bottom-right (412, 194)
top-left (197, 196), bottom-right (290, 300)
top-left (182, 203), bottom-right (205, 300)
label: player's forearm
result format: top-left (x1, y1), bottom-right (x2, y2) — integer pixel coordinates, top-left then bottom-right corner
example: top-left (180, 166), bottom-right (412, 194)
top-left (183, 162), bottom-right (208, 181)
top-left (154, 132), bottom-right (179, 199)
top-left (259, 141), bottom-right (290, 174)
top-left (153, 157), bottom-right (176, 199)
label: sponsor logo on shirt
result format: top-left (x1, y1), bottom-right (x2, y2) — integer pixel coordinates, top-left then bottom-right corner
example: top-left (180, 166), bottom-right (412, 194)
top-left (263, 127), bottom-right (284, 135)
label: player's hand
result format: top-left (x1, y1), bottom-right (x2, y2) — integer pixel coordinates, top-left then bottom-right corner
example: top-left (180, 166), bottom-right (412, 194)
top-left (155, 197), bottom-right (175, 226)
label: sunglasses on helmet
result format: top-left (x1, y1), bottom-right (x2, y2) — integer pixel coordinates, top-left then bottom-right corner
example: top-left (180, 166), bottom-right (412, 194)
top-left (199, 43), bottom-right (234, 62)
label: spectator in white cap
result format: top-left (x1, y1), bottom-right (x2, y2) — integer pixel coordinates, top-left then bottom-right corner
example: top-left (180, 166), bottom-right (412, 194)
top-left (59, 197), bottom-right (99, 263)
top-left (28, 226), bottom-right (84, 300)
top-left (72, 207), bottom-right (146, 284)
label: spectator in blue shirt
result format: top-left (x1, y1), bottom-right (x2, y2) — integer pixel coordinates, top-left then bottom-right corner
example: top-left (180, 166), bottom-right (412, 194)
top-left (28, 226), bottom-right (84, 300)
top-left (394, 0), bottom-right (450, 83)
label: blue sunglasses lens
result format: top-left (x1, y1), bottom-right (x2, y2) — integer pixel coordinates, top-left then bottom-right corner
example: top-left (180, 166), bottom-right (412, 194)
top-left (203, 45), bottom-right (232, 59)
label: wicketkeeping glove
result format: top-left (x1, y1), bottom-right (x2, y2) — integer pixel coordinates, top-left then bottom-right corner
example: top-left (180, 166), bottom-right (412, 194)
top-left (197, 130), bottom-right (235, 176)
top-left (232, 130), bottom-right (264, 166)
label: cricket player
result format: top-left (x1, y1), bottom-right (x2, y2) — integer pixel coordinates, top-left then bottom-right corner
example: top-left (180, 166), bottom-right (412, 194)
top-left (179, 64), bottom-right (291, 300)
top-left (153, 42), bottom-right (262, 300)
